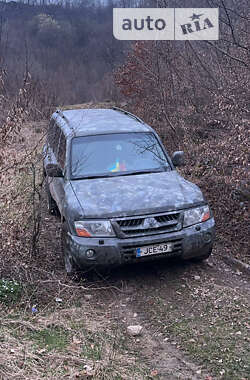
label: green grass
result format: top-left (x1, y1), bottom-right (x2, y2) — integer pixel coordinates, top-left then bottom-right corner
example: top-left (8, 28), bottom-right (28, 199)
top-left (144, 284), bottom-right (250, 379)
top-left (0, 310), bottom-right (149, 379)
top-left (29, 327), bottom-right (69, 351)
top-left (81, 330), bottom-right (103, 360)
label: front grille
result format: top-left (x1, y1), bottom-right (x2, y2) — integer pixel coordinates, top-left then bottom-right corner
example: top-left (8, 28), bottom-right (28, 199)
top-left (155, 214), bottom-right (178, 223)
top-left (122, 225), bottom-right (177, 235)
top-left (118, 219), bottom-right (142, 228)
top-left (114, 211), bottom-right (181, 237)
top-left (121, 239), bottom-right (182, 262)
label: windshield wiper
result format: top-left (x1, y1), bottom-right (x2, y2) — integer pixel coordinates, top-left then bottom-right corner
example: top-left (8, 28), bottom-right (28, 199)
top-left (72, 173), bottom-right (115, 180)
top-left (110, 168), bottom-right (167, 177)
top-left (71, 167), bottom-right (169, 180)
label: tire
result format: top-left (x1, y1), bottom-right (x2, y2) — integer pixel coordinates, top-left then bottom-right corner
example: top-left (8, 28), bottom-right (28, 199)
top-left (45, 179), bottom-right (59, 216)
top-left (61, 222), bottom-right (78, 275)
top-left (43, 166), bottom-right (47, 178)
top-left (191, 247), bottom-right (212, 262)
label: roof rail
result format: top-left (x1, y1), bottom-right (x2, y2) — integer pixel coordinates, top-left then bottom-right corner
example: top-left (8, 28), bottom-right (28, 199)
top-left (112, 107), bottom-right (144, 124)
top-left (55, 109), bottom-right (75, 135)
top-left (55, 109), bottom-right (70, 124)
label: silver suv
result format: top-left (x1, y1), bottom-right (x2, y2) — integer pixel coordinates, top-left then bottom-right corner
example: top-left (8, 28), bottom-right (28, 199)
top-left (43, 107), bottom-right (215, 274)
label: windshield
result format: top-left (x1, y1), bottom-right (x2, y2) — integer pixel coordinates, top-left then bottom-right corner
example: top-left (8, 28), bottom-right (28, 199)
top-left (70, 132), bottom-right (170, 179)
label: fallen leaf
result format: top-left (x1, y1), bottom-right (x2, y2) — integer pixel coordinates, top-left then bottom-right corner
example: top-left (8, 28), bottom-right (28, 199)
top-left (150, 369), bottom-right (159, 377)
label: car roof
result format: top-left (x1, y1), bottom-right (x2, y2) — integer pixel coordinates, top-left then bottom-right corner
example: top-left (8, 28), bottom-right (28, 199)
top-left (52, 108), bottom-right (152, 137)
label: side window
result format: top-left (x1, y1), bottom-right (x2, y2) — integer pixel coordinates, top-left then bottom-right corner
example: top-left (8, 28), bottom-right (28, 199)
top-left (47, 119), bottom-right (55, 148)
top-left (58, 133), bottom-right (66, 170)
top-left (53, 124), bottom-right (61, 158)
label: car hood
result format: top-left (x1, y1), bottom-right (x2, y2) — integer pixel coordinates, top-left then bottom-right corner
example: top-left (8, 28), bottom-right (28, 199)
top-left (70, 171), bottom-right (205, 218)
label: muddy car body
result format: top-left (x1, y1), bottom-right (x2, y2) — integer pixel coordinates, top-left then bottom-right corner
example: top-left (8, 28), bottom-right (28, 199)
top-left (43, 107), bottom-right (215, 274)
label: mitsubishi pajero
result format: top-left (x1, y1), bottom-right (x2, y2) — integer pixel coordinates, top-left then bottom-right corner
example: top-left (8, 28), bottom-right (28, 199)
top-left (43, 107), bottom-right (215, 274)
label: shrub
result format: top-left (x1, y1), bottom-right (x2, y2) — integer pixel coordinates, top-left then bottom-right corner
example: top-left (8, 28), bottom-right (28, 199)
top-left (0, 279), bottom-right (22, 305)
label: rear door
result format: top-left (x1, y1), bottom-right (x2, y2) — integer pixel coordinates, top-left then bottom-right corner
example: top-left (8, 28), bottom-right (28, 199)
top-left (45, 121), bottom-right (67, 215)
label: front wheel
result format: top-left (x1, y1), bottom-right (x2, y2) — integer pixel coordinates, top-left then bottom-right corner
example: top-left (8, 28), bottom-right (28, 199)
top-left (61, 222), bottom-right (78, 275)
top-left (45, 179), bottom-right (59, 216)
top-left (191, 247), bottom-right (212, 262)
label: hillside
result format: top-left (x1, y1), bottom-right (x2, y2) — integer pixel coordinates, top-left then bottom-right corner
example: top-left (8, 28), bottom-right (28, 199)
top-left (0, 0), bottom-right (125, 104)
top-left (0, 116), bottom-right (249, 379)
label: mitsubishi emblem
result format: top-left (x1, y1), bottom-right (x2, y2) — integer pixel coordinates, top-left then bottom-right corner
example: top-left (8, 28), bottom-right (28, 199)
top-left (143, 217), bottom-right (158, 228)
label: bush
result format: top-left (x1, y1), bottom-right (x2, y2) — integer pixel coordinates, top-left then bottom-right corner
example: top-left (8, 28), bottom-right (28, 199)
top-left (0, 279), bottom-right (22, 305)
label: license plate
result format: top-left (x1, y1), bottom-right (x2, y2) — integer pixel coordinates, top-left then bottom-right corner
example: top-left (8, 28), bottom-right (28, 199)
top-left (136, 243), bottom-right (172, 258)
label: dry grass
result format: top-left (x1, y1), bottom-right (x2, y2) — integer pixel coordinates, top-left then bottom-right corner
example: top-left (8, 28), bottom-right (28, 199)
top-left (133, 264), bottom-right (250, 380)
top-left (0, 113), bottom-right (150, 379)
top-left (0, 303), bottom-right (149, 380)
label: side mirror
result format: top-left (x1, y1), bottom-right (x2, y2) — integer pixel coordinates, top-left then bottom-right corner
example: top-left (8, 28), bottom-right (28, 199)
top-left (46, 163), bottom-right (63, 177)
top-left (172, 151), bottom-right (185, 167)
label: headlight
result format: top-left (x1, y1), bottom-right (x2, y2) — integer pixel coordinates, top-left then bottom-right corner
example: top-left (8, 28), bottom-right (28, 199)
top-left (183, 206), bottom-right (211, 227)
top-left (74, 220), bottom-right (115, 237)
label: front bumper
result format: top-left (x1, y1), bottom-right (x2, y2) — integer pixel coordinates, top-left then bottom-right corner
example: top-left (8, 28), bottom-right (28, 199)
top-left (65, 218), bottom-right (215, 268)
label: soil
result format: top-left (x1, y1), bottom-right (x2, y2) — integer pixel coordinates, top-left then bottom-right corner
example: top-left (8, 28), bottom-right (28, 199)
top-left (35, 174), bottom-right (250, 380)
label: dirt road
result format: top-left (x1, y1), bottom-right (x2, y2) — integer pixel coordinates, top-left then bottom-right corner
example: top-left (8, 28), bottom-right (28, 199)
top-left (33, 202), bottom-right (250, 379)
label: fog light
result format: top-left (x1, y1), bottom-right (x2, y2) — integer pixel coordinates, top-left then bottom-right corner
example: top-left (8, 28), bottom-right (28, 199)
top-left (203, 232), bottom-right (212, 243)
top-left (86, 249), bottom-right (95, 259)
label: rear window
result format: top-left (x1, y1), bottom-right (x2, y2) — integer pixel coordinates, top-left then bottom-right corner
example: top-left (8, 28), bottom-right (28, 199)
top-left (70, 132), bottom-right (170, 179)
